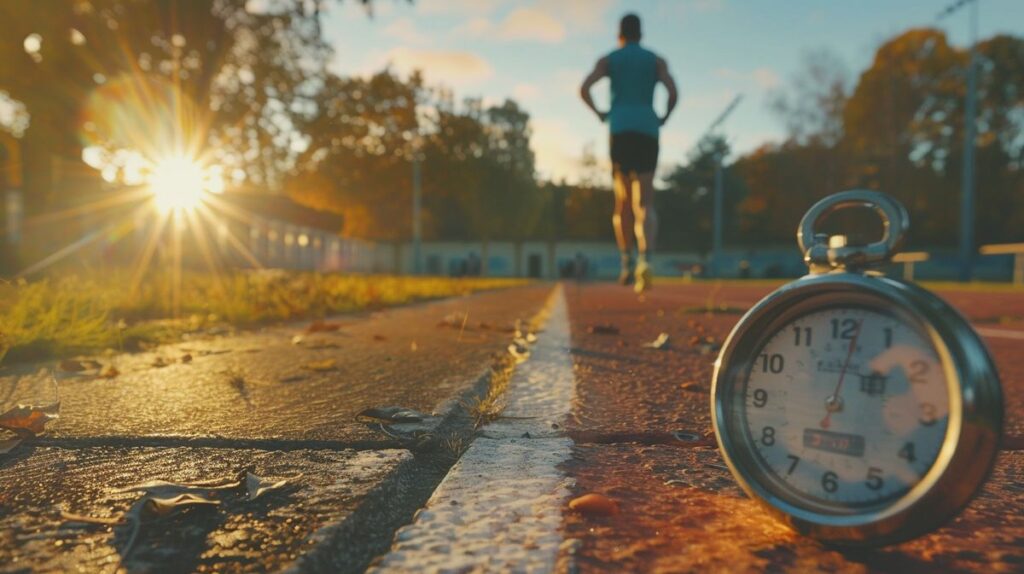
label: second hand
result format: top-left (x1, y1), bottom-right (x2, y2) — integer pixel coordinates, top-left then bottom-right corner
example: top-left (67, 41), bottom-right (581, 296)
top-left (820, 318), bottom-right (864, 430)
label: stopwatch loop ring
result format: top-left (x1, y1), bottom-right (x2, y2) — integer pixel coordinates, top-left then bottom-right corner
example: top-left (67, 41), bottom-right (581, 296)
top-left (798, 190), bottom-right (909, 273)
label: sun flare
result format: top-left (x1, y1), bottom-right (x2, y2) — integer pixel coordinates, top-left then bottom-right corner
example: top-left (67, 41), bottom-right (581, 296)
top-left (148, 155), bottom-right (219, 213)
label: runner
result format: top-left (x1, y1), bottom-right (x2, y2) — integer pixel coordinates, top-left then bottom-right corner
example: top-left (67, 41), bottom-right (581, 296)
top-left (580, 13), bottom-right (677, 293)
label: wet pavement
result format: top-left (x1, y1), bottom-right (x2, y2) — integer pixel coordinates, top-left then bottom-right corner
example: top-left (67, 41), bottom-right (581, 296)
top-left (0, 285), bottom-right (553, 573)
top-left (3, 280), bottom-right (1022, 572)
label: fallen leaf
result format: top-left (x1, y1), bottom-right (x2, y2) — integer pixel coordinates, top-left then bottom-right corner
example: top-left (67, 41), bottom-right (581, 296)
top-left (151, 356), bottom-right (171, 368)
top-left (588, 324), bottom-right (620, 335)
top-left (60, 510), bottom-right (124, 526)
top-left (59, 359), bottom-right (87, 372)
top-left (438, 312), bottom-right (469, 329)
top-left (279, 374), bottom-right (307, 383)
top-left (181, 353), bottom-right (193, 363)
top-left (0, 402), bottom-right (60, 436)
top-left (569, 493), bottom-right (620, 517)
top-left (356, 406), bottom-right (427, 424)
top-left (643, 333), bottom-right (670, 350)
top-left (307, 320), bottom-right (342, 333)
top-left (144, 493), bottom-right (220, 517)
top-left (679, 381), bottom-right (702, 392)
top-left (508, 342), bottom-right (530, 363)
top-left (291, 335), bottom-right (304, 345)
top-left (410, 341), bottom-right (419, 352)
top-left (100, 365), bottom-right (120, 379)
top-left (246, 471), bottom-right (302, 501)
top-left (306, 340), bottom-right (340, 350)
top-left (302, 359), bottom-right (337, 372)
top-left (373, 334), bottom-right (387, 341)
top-left (0, 435), bottom-right (22, 454)
top-left (121, 477), bottom-right (241, 497)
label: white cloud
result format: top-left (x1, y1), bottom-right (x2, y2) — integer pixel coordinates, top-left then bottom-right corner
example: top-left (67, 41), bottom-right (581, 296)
top-left (499, 7), bottom-right (566, 42)
top-left (714, 67), bottom-right (780, 90)
top-left (512, 83), bottom-right (540, 102)
top-left (418, 0), bottom-right (507, 16)
top-left (383, 18), bottom-right (430, 45)
top-left (371, 47), bottom-right (494, 87)
top-left (547, 0), bottom-right (614, 34)
top-left (458, 7), bottom-right (566, 43)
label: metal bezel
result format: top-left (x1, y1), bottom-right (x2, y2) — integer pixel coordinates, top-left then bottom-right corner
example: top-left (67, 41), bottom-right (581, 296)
top-left (711, 272), bottom-right (1003, 546)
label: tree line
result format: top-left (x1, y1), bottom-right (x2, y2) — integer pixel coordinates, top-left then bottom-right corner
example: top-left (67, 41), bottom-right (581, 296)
top-left (0, 2), bottom-right (1021, 252)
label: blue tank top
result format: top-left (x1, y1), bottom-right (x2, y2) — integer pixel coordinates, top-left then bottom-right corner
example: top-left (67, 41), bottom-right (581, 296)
top-left (607, 43), bottom-right (659, 138)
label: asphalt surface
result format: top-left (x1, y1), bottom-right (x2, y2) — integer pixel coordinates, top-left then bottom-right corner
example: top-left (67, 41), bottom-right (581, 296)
top-left (0, 285), bottom-right (553, 573)
top-left (2, 280), bottom-right (1022, 573)
top-left (558, 281), bottom-right (1024, 573)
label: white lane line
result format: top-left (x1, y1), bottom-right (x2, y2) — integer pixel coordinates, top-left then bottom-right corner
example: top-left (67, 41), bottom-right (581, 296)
top-left (975, 327), bottom-right (1024, 340)
top-left (370, 285), bottom-right (575, 574)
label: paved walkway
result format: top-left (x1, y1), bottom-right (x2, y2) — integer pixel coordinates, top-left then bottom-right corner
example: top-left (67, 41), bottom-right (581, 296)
top-left (2, 281), bottom-right (1022, 573)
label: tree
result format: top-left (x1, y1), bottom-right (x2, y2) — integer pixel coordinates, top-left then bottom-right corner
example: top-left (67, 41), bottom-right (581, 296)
top-left (769, 49), bottom-right (850, 148)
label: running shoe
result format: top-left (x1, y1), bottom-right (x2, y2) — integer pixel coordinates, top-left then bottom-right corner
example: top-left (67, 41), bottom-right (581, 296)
top-left (618, 266), bottom-right (634, 286)
top-left (634, 260), bottom-right (652, 293)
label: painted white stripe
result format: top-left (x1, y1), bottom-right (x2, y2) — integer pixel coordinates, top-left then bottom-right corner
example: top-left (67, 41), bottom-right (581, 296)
top-left (370, 285), bottom-right (575, 574)
top-left (975, 327), bottom-right (1024, 340)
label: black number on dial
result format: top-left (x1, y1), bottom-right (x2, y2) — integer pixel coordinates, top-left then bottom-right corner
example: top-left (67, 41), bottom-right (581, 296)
top-left (866, 467), bottom-right (884, 491)
top-left (786, 455), bottom-right (800, 475)
top-left (831, 318), bottom-right (857, 340)
top-left (752, 389), bottom-right (768, 408)
top-left (822, 471), bottom-right (838, 493)
top-left (760, 353), bottom-right (784, 374)
top-left (898, 442), bottom-right (917, 463)
top-left (793, 326), bottom-right (812, 346)
top-left (761, 426), bottom-right (776, 446)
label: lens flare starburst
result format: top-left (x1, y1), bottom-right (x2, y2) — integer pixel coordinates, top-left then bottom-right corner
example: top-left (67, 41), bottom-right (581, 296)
top-left (148, 155), bottom-right (211, 213)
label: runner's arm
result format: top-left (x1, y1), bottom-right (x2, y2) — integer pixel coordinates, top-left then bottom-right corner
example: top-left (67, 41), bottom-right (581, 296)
top-left (580, 57), bottom-right (609, 122)
top-left (657, 57), bottom-right (678, 126)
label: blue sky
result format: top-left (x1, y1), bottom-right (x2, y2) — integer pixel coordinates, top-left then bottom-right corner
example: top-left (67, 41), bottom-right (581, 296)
top-left (321, 0), bottom-right (1024, 182)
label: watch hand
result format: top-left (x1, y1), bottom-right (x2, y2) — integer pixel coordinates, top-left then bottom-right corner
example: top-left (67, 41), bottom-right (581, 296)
top-left (820, 319), bottom-right (864, 430)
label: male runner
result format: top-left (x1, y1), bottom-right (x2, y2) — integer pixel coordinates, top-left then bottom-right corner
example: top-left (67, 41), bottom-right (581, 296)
top-left (580, 13), bottom-right (677, 293)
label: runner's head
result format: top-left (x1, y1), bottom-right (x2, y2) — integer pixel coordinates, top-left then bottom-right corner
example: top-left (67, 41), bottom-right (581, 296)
top-left (619, 13), bottom-right (641, 45)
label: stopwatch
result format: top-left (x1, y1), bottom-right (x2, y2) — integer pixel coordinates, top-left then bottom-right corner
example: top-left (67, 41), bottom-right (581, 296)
top-left (711, 190), bottom-right (1003, 546)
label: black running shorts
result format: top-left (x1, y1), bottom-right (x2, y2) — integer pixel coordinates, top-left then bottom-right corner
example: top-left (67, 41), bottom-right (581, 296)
top-left (610, 131), bottom-right (659, 175)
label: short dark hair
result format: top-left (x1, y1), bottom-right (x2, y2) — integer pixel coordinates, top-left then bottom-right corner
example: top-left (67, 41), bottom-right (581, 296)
top-left (619, 13), bottom-right (641, 41)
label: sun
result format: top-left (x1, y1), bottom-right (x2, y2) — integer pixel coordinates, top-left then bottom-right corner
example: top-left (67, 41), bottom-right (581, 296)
top-left (148, 155), bottom-right (215, 213)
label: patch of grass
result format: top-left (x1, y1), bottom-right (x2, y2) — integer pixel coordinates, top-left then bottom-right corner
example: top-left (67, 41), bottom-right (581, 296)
top-left (463, 353), bottom-right (518, 428)
top-left (0, 270), bottom-right (526, 365)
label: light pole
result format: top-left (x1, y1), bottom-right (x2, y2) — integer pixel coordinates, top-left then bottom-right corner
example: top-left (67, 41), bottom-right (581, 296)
top-left (938, 0), bottom-right (979, 282)
top-left (412, 153), bottom-right (422, 275)
top-left (689, 94), bottom-right (743, 277)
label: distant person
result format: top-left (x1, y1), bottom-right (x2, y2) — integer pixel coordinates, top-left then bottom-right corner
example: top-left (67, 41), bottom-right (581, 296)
top-left (580, 13), bottom-right (677, 293)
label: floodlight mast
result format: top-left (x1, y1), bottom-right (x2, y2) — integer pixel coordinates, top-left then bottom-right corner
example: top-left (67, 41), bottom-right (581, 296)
top-left (938, 0), bottom-right (979, 282)
top-left (691, 94), bottom-right (743, 277)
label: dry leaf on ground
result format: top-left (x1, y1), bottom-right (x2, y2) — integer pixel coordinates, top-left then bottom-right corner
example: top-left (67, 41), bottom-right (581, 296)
top-left (58, 359), bottom-right (87, 372)
top-left (121, 477), bottom-right (241, 497)
top-left (100, 365), bottom-right (120, 378)
top-left (307, 320), bottom-right (342, 333)
top-left (302, 359), bottom-right (338, 372)
top-left (0, 436), bottom-right (22, 454)
top-left (356, 406), bottom-right (426, 424)
top-left (246, 472), bottom-right (303, 501)
top-left (508, 342), bottom-right (530, 363)
top-left (569, 493), bottom-right (620, 517)
top-left (643, 333), bottom-right (670, 350)
top-left (0, 402), bottom-right (60, 436)
top-left (588, 324), bottom-right (620, 335)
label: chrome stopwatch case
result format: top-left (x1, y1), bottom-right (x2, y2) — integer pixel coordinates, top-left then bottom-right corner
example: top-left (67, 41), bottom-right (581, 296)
top-left (711, 190), bottom-right (1003, 546)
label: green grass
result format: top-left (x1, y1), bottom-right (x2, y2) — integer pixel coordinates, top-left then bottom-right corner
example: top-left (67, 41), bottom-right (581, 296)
top-left (0, 270), bottom-right (527, 365)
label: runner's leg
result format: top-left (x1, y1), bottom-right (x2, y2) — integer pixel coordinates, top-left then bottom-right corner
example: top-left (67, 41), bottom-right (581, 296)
top-left (612, 169), bottom-right (636, 284)
top-left (632, 171), bottom-right (657, 292)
